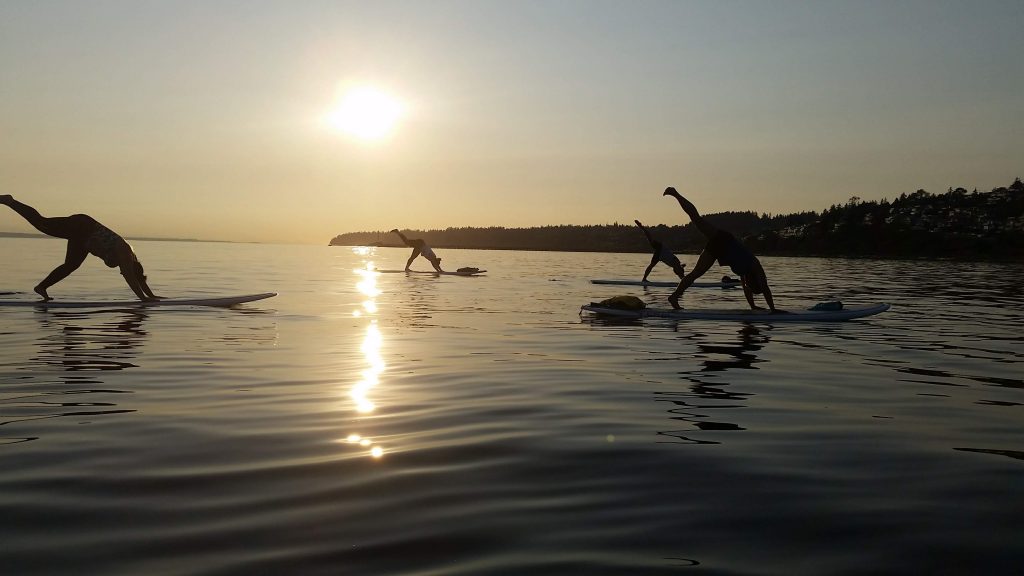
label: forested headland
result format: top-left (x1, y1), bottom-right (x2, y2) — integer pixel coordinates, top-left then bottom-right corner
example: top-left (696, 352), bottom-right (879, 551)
top-left (331, 179), bottom-right (1024, 261)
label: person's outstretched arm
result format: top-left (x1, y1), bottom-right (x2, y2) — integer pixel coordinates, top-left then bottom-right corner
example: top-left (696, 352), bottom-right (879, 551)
top-left (743, 264), bottom-right (777, 311)
top-left (753, 262), bottom-right (777, 311)
top-left (744, 283), bottom-right (777, 311)
top-left (743, 283), bottom-right (759, 310)
top-left (761, 280), bottom-right (777, 312)
top-left (140, 279), bottom-right (159, 299)
top-left (136, 263), bottom-right (160, 299)
top-left (118, 260), bottom-right (152, 300)
top-left (114, 245), bottom-right (157, 301)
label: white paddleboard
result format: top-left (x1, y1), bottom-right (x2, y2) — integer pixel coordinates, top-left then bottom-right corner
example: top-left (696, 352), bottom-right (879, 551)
top-left (591, 279), bottom-right (739, 288)
top-left (0, 292), bottom-right (277, 309)
top-left (377, 269), bottom-right (486, 276)
top-left (581, 302), bottom-right (890, 322)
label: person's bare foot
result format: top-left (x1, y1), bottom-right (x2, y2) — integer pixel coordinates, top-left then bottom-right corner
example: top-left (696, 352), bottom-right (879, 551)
top-left (0, 194), bottom-right (12, 205)
top-left (668, 294), bottom-right (682, 310)
top-left (33, 285), bottom-right (51, 301)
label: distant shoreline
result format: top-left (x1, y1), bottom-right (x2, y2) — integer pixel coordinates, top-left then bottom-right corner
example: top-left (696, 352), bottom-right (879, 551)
top-left (331, 179), bottom-right (1024, 262)
top-left (330, 242), bottom-right (1019, 263)
top-left (0, 232), bottom-right (238, 243)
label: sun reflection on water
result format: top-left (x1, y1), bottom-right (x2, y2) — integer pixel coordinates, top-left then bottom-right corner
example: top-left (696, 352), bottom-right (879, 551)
top-left (351, 322), bottom-right (383, 414)
top-left (344, 255), bottom-right (386, 459)
top-left (356, 269), bottom-right (381, 298)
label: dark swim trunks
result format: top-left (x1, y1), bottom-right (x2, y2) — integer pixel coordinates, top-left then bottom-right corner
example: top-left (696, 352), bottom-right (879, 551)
top-left (705, 230), bottom-right (756, 277)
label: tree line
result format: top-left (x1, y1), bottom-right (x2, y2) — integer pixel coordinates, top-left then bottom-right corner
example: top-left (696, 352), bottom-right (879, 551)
top-left (747, 178), bottom-right (1023, 260)
top-left (331, 179), bottom-right (1024, 261)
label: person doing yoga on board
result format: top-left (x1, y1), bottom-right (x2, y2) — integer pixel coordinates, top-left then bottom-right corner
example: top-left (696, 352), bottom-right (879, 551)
top-left (1, 195), bottom-right (160, 301)
top-left (635, 219), bottom-right (686, 283)
top-left (662, 187), bottom-right (777, 311)
top-left (391, 229), bottom-right (443, 272)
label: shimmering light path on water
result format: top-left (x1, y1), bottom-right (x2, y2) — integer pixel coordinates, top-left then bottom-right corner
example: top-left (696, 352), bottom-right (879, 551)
top-left (1, 238), bottom-right (1021, 575)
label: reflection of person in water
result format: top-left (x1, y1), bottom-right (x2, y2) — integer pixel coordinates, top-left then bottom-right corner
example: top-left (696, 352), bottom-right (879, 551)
top-left (662, 187), bottom-right (776, 311)
top-left (635, 220), bottom-right (686, 283)
top-left (698, 324), bottom-right (767, 372)
top-left (35, 310), bottom-right (150, 372)
top-left (1, 195), bottom-right (160, 302)
top-left (655, 325), bottom-right (769, 444)
top-left (391, 229), bottom-right (443, 272)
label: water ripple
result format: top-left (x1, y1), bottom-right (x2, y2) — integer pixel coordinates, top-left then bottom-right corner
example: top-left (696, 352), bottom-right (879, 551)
top-left (0, 243), bottom-right (1021, 575)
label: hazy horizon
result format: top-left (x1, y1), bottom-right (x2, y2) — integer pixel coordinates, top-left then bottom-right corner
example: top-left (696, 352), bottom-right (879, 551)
top-left (2, 0), bottom-right (1021, 244)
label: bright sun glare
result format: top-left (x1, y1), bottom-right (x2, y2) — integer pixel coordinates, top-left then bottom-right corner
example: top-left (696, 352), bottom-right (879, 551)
top-left (327, 86), bottom-right (404, 141)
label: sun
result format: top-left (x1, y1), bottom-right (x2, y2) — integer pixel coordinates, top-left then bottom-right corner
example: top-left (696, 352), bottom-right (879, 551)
top-left (326, 86), bottom-right (404, 142)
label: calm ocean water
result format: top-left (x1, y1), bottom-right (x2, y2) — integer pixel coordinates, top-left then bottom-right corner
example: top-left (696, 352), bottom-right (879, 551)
top-left (1, 237), bottom-right (1021, 575)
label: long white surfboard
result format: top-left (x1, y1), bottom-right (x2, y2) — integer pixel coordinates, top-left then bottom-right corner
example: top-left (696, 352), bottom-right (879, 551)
top-left (377, 269), bottom-right (486, 276)
top-left (581, 302), bottom-right (890, 322)
top-left (0, 292), bottom-right (277, 309)
top-left (591, 279), bottom-right (739, 288)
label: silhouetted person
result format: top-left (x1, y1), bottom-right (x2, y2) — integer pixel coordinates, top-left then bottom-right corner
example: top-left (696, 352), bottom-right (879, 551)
top-left (635, 219), bottom-right (686, 282)
top-left (1, 195), bottom-right (160, 301)
top-left (662, 187), bottom-right (776, 311)
top-left (391, 229), bottom-right (443, 272)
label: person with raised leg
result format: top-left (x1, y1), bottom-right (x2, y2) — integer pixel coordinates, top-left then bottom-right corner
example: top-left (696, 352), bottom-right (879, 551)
top-left (635, 219), bottom-right (686, 283)
top-left (661, 187), bottom-right (777, 311)
top-left (0, 195), bottom-right (160, 301)
top-left (391, 229), bottom-right (444, 272)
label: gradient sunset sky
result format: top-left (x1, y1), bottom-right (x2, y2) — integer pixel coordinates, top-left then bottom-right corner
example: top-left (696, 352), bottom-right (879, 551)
top-left (1, 0), bottom-right (1021, 244)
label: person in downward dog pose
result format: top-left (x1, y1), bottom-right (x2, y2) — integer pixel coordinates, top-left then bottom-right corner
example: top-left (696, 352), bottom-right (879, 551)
top-left (662, 187), bottom-right (777, 311)
top-left (635, 219), bottom-right (686, 283)
top-left (0, 195), bottom-right (160, 301)
top-left (391, 229), bottom-right (444, 272)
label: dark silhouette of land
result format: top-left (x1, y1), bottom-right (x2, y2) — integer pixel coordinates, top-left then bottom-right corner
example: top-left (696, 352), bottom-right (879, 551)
top-left (748, 179), bottom-right (1024, 260)
top-left (333, 179), bottom-right (1024, 261)
top-left (0, 232), bottom-right (234, 243)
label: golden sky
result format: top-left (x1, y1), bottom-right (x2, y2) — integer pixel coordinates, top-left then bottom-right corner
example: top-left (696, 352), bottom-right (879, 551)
top-left (1, 1), bottom-right (1021, 244)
